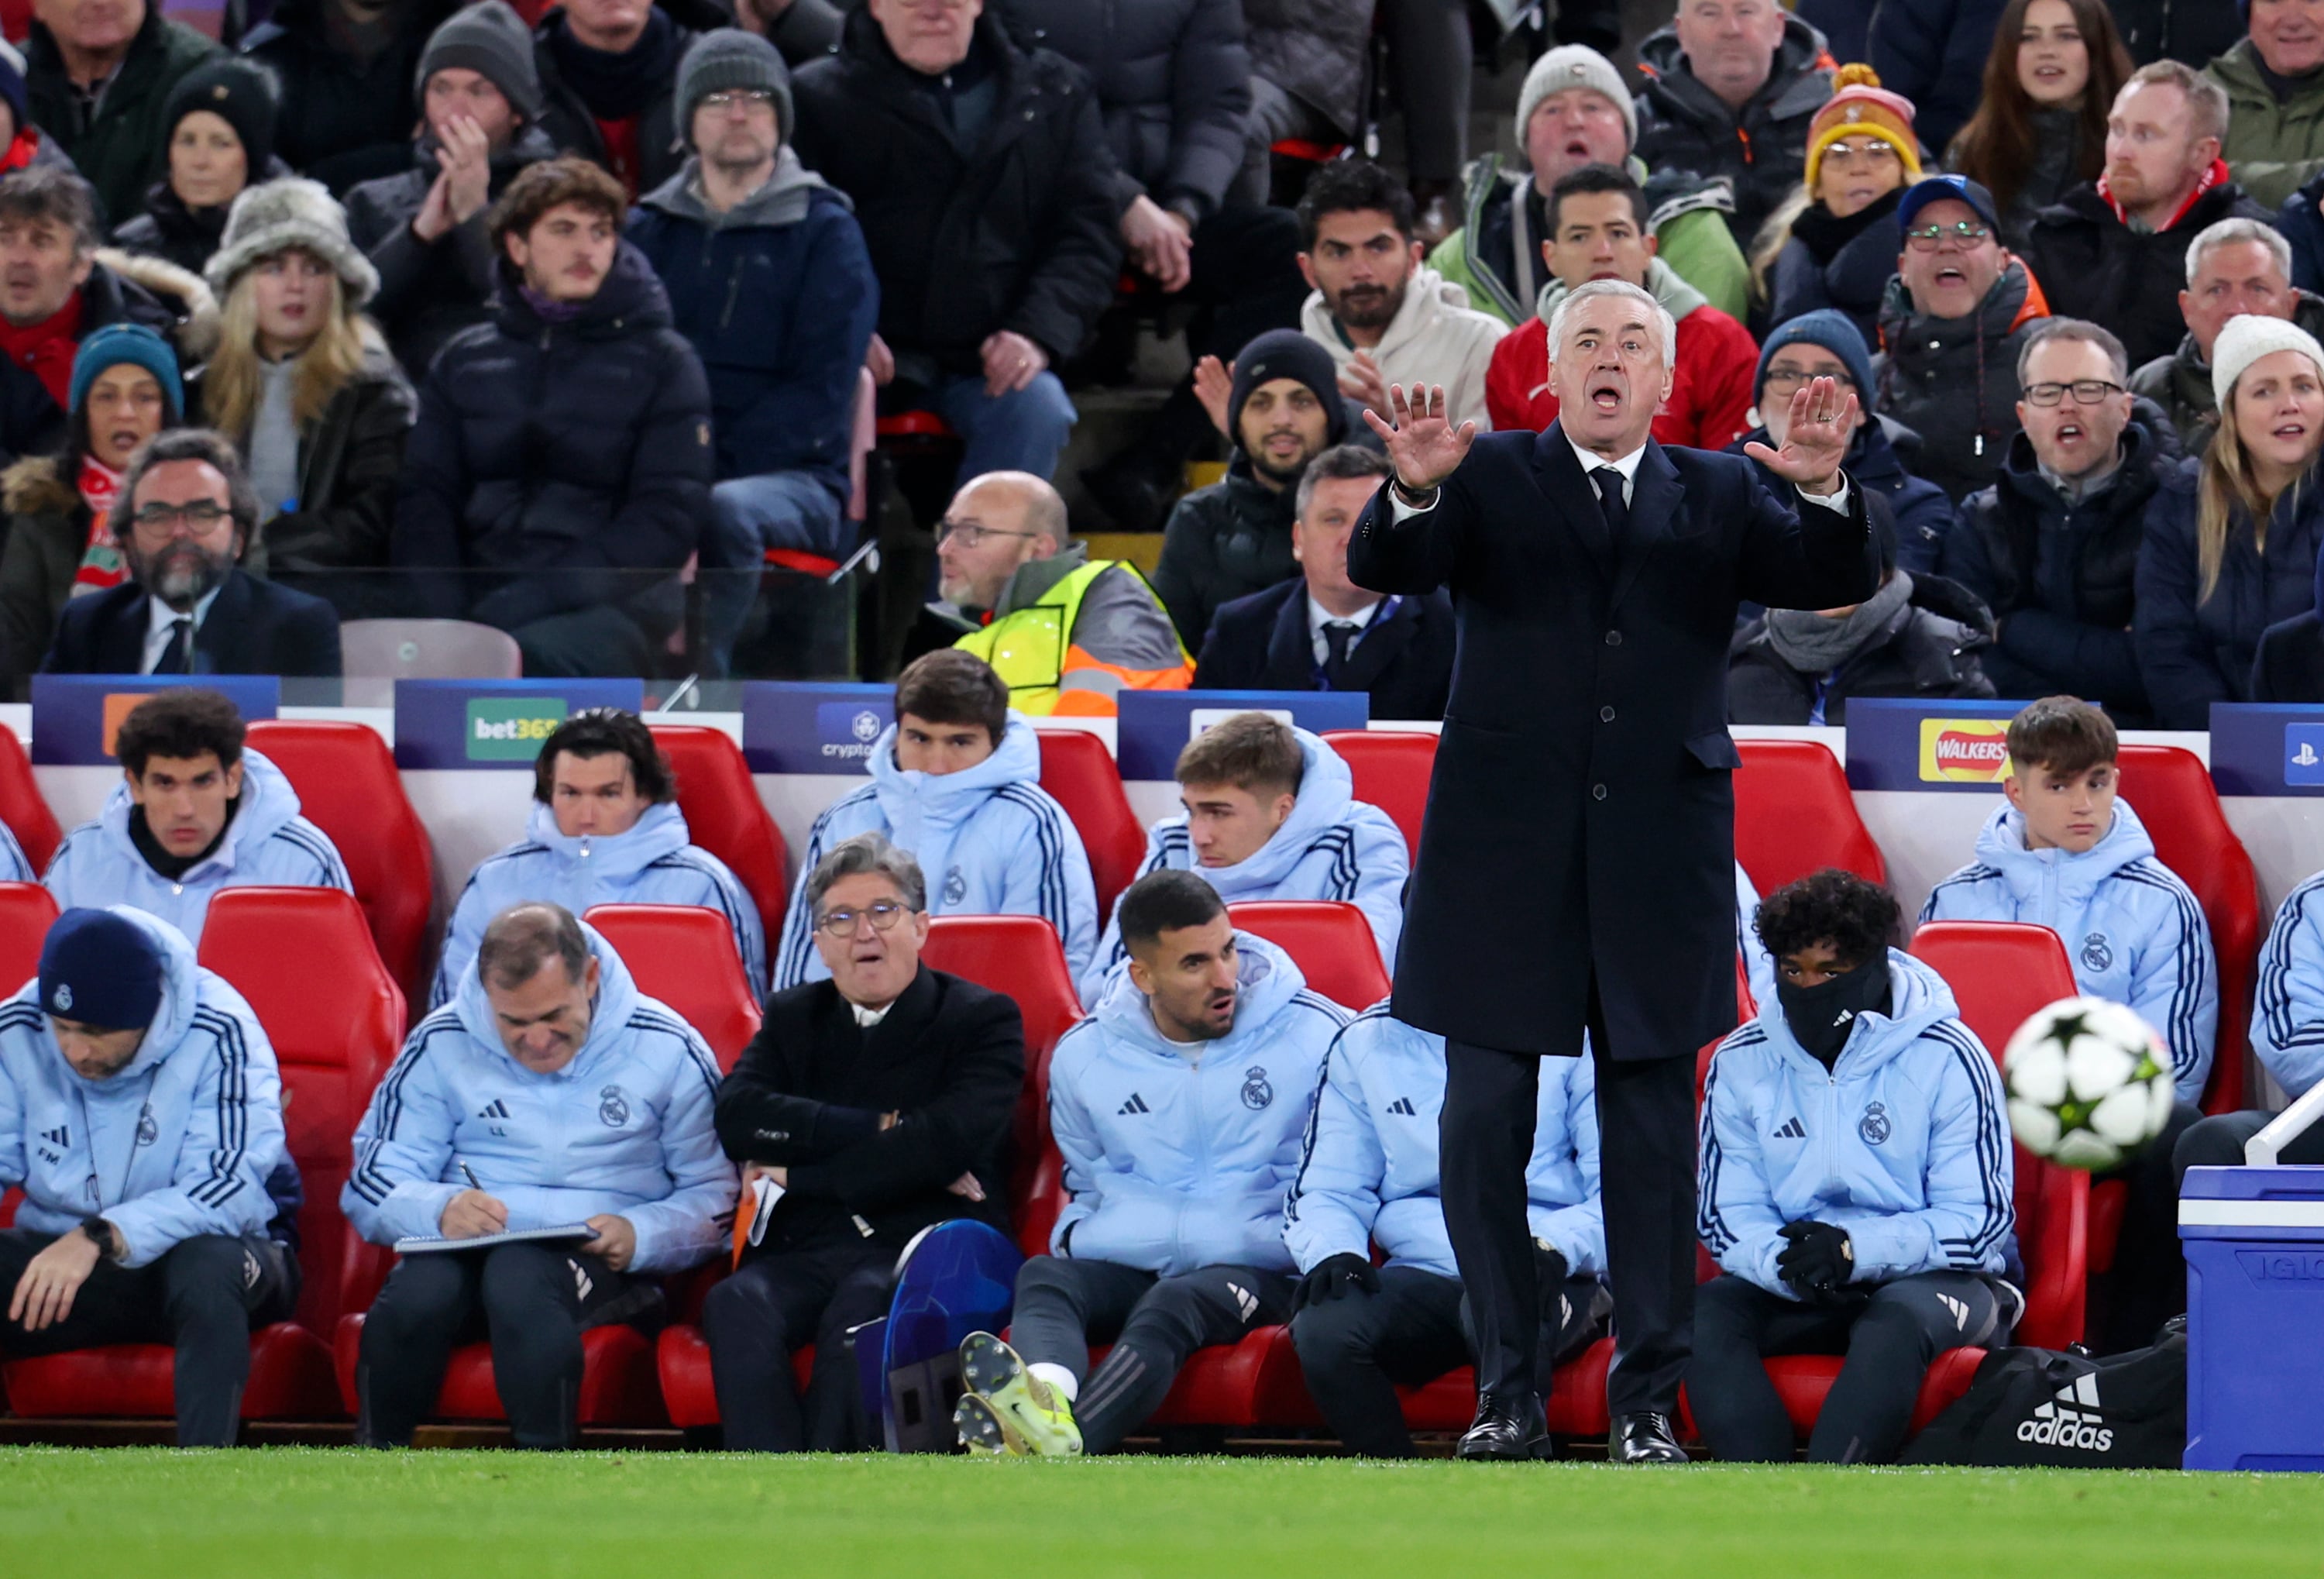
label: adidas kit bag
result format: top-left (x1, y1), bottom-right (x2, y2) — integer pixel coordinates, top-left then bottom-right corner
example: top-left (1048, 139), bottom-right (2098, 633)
top-left (1901, 1320), bottom-right (2185, 1467)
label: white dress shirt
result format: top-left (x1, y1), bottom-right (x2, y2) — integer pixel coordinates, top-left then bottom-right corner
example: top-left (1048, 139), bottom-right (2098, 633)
top-left (1387, 437), bottom-right (1851, 520)
top-left (850, 999), bottom-right (893, 1029)
top-left (1308, 593), bottom-right (1384, 666)
top-left (140, 587), bottom-right (222, 674)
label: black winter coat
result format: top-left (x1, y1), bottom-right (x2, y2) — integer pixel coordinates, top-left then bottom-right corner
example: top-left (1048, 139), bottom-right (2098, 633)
top-left (1727, 573), bottom-right (1997, 725)
top-left (995, 0), bottom-right (1251, 219)
top-left (26, 8), bottom-right (219, 225)
top-left (2253, 610), bottom-right (2324, 703)
top-left (112, 157), bottom-right (295, 276)
top-left (1151, 457), bottom-right (1297, 649)
top-left (1767, 191), bottom-right (1901, 353)
top-left (714, 965), bottom-right (1024, 1253)
top-left (237, 0), bottom-right (459, 193)
top-left (2020, 177), bottom-right (2275, 372)
top-left (1941, 408), bottom-right (2180, 719)
top-left (1874, 260), bottom-right (2045, 503)
top-left (2106, 0), bottom-right (2246, 66)
top-left (1865, 0), bottom-right (2008, 157)
top-left (343, 126), bottom-right (559, 379)
top-left (390, 243), bottom-right (713, 636)
top-left (533, 9), bottom-right (695, 200)
top-left (1241, 0), bottom-right (1369, 140)
top-left (1633, 14), bottom-right (1834, 250)
top-left (791, 9), bottom-right (1122, 372)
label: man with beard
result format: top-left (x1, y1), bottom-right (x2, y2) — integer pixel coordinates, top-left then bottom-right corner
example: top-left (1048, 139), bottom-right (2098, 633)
top-left (40, 426), bottom-right (341, 675)
top-left (1297, 160), bottom-right (1504, 432)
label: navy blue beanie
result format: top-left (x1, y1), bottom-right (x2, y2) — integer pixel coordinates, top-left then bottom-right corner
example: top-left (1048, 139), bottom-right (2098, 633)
top-left (1228, 329), bottom-right (1349, 447)
top-left (0, 46), bottom-right (27, 140)
top-left (1753, 308), bottom-right (1876, 413)
top-left (40, 909), bottom-right (165, 1031)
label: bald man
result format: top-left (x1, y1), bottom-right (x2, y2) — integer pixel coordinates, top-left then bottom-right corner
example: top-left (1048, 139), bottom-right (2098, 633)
top-left (938, 471), bottom-right (1191, 716)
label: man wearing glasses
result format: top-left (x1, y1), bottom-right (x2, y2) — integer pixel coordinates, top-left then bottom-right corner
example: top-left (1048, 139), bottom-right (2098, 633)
top-left (706, 834), bottom-right (1025, 1450)
top-left (41, 427), bottom-right (342, 677)
top-left (1875, 174), bottom-right (2052, 503)
top-left (936, 470), bottom-right (1190, 714)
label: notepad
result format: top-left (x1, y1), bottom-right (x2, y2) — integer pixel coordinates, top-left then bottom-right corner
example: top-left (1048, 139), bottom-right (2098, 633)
top-left (394, 1224), bottom-right (597, 1254)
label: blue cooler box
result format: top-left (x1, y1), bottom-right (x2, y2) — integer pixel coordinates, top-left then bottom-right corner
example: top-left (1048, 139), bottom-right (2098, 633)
top-left (2181, 1165), bottom-right (2324, 1471)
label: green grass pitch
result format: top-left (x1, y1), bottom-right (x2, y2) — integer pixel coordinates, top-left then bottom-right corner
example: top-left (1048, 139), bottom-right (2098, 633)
top-left (0, 1448), bottom-right (2312, 1576)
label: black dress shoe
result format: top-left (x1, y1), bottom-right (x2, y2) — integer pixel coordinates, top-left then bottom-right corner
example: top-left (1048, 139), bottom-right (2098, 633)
top-left (1611, 1411), bottom-right (1689, 1464)
top-left (1456, 1394), bottom-right (1551, 1460)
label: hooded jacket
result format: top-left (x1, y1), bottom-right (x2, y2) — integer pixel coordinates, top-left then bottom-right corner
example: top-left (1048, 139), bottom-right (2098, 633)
top-left (772, 715), bottom-right (1097, 990)
top-left (628, 150), bottom-right (879, 501)
top-left (1738, 859), bottom-right (1774, 1005)
top-left (2210, 38), bottom-right (2324, 212)
top-left (0, 904), bottom-right (284, 1266)
top-left (2251, 870), bottom-right (2324, 1099)
top-left (391, 240), bottom-right (713, 638)
top-left (1483, 256), bottom-right (1758, 448)
top-left (1049, 933), bottom-right (1346, 1275)
top-left (2130, 291), bottom-right (2324, 453)
top-left (1698, 948), bottom-right (2020, 1299)
top-left (1944, 405), bottom-right (2182, 717)
top-left (1874, 258), bottom-right (2050, 502)
top-left (1083, 728), bottom-right (1410, 1004)
top-left (2134, 452), bottom-right (2324, 728)
top-left (344, 921), bottom-right (734, 1271)
top-left (437, 800), bottom-right (765, 1008)
top-left (1632, 12), bottom-right (1836, 249)
top-left (1284, 1003), bottom-right (1604, 1281)
top-left (1299, 264), bottom-right (1503, 432)
top-left (1920, 797), bottom-right (2216, 1101)
top-left (43, 747), bottom-right (352, 944)
top-left (1150, 456), bottom-right (1301, 651)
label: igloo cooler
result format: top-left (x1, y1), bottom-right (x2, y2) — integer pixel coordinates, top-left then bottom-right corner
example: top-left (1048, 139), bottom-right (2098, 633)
top-left (2181, 1164), bottom-right (2324, 1471)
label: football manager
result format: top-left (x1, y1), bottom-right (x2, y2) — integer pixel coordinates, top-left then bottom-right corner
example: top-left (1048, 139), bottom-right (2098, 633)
top-left (1349, 277), bottom-right (1878, 1462)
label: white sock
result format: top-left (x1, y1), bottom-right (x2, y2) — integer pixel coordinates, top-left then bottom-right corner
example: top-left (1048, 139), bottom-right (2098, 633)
top-left (1028, 1361), bottom-right (1079, 1403)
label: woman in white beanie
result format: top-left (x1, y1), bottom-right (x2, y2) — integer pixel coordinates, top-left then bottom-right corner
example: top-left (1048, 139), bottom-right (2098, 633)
top-left (197, 177), bottom-right (416, 615)
top-left (2134, 314), bottom-right (2324, 725)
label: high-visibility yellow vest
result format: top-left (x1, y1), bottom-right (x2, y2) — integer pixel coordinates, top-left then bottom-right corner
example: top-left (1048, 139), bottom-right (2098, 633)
top-left (954, 559), bottom-right (1187, 715)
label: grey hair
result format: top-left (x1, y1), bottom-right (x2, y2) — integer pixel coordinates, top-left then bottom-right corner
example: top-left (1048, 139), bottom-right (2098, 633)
top-left (116, 428), bottom-right (261, 548)
top-left (1294, 443), bottom-right (1394, 521)
top-left (2185, 215), bottom-right (2293, 288)
top-left (1545, 278), bottom-right (1676, 370)
top-left (2016, 317), bottom-right (2130, 387)
top-left (806, 831), bottom-right (927, 919)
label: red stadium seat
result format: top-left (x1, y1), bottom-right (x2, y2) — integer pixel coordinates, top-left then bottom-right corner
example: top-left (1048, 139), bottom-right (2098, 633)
top-left (0, 726), bottom-right (59, 872)
top-left (1734, 738), bottom-right (1886, 892)
top-left (1036, 729), bottom-right (1145, 923)
top-left (2114, 745), bottom-right (2260, 1116)
top-left (1226, 900), bottom-right (1391, 1011)
top-left (649, 724), bottom-right (789, 961)
top-left (0, 881), bottom-right (57, 990)
top-left (583, 903), bottom-right (763, 1072)
top-left (245, 720), bottom-right (433, 1008)
top-left (332, 1303), bottom-right (669, 1429)
top-left (1321, 729), bottom-right (1435, 855)
top-left (923, 914), bottom-right (1085, 1260)
top-left (655, 1323), bottom-right (815, 1430)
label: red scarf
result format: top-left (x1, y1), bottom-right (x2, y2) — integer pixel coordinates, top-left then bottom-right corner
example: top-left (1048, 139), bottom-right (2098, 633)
top-left (0, 129), bottom-right (41, 175)
top-left (70, 453), bottom-right (126, 593)
top-left (2099, 157), bottom-right (2229, 233)
top-left (0, 291), bottom-right (82, 411)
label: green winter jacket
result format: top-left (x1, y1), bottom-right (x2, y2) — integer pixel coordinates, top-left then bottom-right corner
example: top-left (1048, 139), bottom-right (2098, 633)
top-left (1427, 152), bottom-right (1750, 327)
top-left (2210, 40), bottom-right (2324, 212)
top-left (26, 7), bottom-right (220, 225)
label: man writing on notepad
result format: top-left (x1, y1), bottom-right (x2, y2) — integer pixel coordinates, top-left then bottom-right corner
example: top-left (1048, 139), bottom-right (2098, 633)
top-left (343, 902), bottom-right (733, 1450)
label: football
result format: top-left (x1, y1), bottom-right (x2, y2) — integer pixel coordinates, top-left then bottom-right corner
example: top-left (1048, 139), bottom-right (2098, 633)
top-left (2002, 996), bottom-right (2178, 1171)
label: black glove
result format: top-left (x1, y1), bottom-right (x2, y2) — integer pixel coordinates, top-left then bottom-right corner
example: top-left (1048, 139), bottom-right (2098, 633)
top-left (1295, 1252), bottom-right (1380, 1309)
top-left (1775, 1220), bottom-right (1854, 1299)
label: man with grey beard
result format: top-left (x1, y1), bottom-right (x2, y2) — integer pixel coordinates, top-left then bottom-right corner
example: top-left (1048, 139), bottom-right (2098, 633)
top-left (40, 427), bottom-right (342, 676)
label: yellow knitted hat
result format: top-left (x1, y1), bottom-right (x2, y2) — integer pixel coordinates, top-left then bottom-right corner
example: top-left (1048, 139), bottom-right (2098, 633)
top-left (1805, 64), bottom-right (1923, 194)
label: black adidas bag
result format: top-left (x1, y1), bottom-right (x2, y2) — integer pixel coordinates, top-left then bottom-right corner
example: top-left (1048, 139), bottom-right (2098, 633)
top-left (1901, 1321), bottom-right (2185, 1468)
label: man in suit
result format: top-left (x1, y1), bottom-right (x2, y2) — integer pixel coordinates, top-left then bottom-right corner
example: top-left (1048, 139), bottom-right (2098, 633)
top-left (1348, 277), bottom-right (1876, 1462)
top-left (704, 831), bottom-right (1025, 1452)
top-left (1192, 445), bottom-right (1456, 722)
top-left (42, 428), bottom-right (342, 677)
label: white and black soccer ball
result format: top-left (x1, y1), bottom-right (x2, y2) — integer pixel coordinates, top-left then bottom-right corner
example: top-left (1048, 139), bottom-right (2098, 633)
top-left (2002, 996), bottom-right (2176, 1171)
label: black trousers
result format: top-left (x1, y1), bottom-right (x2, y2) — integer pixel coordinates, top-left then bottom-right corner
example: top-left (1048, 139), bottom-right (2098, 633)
top-left (1687, 1271), bottom-right (2016, 1464)
top-left (0, 1228), bottom-right (297, 1447)
top-left (1445, 1012), bottom-right (1697, 1414)
top-left (2175, 1107), bottom-right (2324, 1177)
top-left (355, 1243), bottom-right (655, 1449)
top-left (1008, 1255), bottom-right (1295, 1453)
top-left (700, 1238), bottom-right (896, 1452)
top-left (2092, 1099), bottom-right (2200, 1354)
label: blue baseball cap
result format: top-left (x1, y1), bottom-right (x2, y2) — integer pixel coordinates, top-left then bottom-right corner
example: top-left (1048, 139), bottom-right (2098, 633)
top-left (1897, 174), bottom-right (2001, 237)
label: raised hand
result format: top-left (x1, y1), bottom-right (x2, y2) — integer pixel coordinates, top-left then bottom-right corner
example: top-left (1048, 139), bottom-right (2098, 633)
top-left (1192, 353), bottom-right (1232, 438)
top-left (1361, 383), bottom-right (1477, 494)
top-left (1742, 375), bottom-right (1859, 494)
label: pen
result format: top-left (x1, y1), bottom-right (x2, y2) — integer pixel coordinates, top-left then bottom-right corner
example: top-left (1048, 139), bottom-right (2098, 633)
top-left (460, 1161), bottom-right (482, 1191)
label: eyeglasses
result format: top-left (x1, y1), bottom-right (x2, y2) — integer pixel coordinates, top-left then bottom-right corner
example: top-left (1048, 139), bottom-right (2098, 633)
top-left (1820, 140), bottom-right (1900, 165)
top-left (2023, 379), bottom-right (2126, 406)
top-left (816, 900), bottom-right (912, 937)
top-left (935, 518), bottom-right (1041, 550)
top-left (1762, 369), bottom-right (1858, 394)
top-left (1904, 220), bottom-right (1993, 251)
top-left (701, 89), bottom-right (775, 112)
top-left (130, 500), bottom-right (232, 535)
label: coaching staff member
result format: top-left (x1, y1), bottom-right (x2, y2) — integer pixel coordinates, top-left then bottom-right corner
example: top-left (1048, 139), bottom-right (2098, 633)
top-left (1349, 277), bottom-right (1876, 1462)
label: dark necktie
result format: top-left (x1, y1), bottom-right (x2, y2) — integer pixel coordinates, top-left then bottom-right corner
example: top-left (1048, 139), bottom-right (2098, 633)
top-left (1322, 620), bottom-right (1360, 689)
top-left (1593, 466), bottom-right (1630, 542)
top-left (155, 615), bottom-right (193, 676)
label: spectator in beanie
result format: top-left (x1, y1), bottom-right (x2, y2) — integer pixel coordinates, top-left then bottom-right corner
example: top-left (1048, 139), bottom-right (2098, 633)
top-left (112, 58), bottom-right (289, 277)
top-left (198, 177), bottom-right (414, 614)
top-left (25, 0), bottom-right (221, 225)
top-left (1755, 64), bottom-right (1920, 349)
top-left (342, 0), bottom-right (556, 378)
top-left (0, 322), bottom-right (178, 678)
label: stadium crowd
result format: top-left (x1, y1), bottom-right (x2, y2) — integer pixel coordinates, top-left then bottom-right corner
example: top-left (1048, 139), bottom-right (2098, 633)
top-left (0, 0), bottom-right (2322, 1463)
